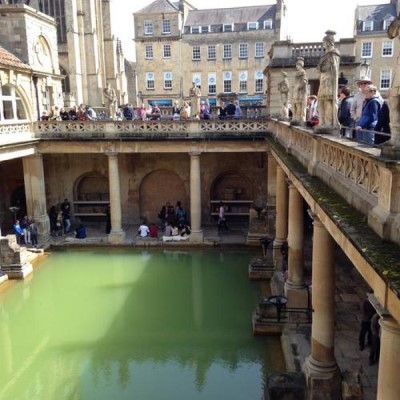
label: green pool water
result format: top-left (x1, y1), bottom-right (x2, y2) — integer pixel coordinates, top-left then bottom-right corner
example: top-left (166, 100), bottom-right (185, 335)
top-left (0, 248), bottom-right (285, 400)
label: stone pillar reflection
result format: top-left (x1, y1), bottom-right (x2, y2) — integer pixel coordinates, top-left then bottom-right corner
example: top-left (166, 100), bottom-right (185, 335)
top-left (304, 216), bottom-right (341, 398)
top-left (189, 152), bottom-right (203, 242)
top-left (377, 318), bottom-right (400, 399)
top-left (107, 153), bottom-right (125, 243)
top-left (192, 256), bottom-right (203, 329)
top-left (285, 183), bottom-right (308, 314)
top-left (273, 165), bottom-right (288, 264)
top-left (22, 154), bottom-right (50, 244)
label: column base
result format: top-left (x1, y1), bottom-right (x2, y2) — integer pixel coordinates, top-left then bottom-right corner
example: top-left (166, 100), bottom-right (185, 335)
top-left (189, 230), bottom-right (203, 243)
top-left (303, 356), bottom-right (342, 400)
top-left (108, 230), bottom-right (126, 244)
top-left (284, 283), bottom-right (311, 322)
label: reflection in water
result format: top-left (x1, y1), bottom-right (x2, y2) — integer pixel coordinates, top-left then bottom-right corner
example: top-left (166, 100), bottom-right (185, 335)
top-left (0, 249), bottom-right (285, 400)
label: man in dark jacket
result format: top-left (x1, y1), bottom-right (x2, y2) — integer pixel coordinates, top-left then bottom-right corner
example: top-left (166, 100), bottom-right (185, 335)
top-left (338, 87), bottom-right (354, 138)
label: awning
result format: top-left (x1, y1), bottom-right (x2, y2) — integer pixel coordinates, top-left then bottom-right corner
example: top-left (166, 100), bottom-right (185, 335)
top-left (148, 99), bottom-right (172, 106)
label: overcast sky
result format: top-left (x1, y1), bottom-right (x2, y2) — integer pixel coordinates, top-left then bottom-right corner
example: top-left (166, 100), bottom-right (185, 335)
top-left (113, 0), bottom-right (388, 60)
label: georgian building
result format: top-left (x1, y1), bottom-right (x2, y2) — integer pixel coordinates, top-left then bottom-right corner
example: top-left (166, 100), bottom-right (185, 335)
top-left (134, 0), bottom-right (288, 107)
top-left (354, 0), bottom-right (400, 96)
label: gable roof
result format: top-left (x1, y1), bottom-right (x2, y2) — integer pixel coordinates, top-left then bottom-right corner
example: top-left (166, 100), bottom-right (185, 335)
top-left (136, 0), bottom-right (179, 14)
top-left (185, 5), bottom-right (276, 26)
top-left (0, 46), bottom-right (31, 71)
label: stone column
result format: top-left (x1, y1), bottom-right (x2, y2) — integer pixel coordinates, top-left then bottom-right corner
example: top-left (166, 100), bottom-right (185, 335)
top-left (304, 216), bottom-right (341, 398)
top-left (267, 152), bottom-right (277, 238)
top-left (23, 154), bottom-right (50, 244)
top-left (377, 318), bottom-right (400, 399)
top-left (107, 153), bottom-right (125, 243)
top-left (273, 165), bottom-right (288, 264)
top-left (189, 152), bottom-right (203, 242)
top-left (285, 183), bottom-right (308, 314)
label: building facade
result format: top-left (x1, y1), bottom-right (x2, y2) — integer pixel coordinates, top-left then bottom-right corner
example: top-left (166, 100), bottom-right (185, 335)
top-left (134, 0), bottom-right (287, 108)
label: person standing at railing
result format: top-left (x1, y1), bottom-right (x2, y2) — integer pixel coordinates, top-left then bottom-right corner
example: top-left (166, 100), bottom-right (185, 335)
top-left (374, 99), bottom-right (391, 144)
top-left (355, 84), bottom-right (381, 145)
top-left (338, 87), bottom-right (354, 138)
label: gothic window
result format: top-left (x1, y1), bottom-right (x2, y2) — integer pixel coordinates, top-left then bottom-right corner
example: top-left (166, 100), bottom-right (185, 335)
top-left (39, 0), bottom-right (67, 43)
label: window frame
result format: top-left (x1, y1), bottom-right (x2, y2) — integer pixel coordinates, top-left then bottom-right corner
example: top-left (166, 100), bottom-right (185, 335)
top-left (145, 45), bottom-right (154, 59)
top-left (163, 72), bottom-right (172, 90)
top-left (254, 71), bottom-right (264, 93)
top-left (382, 40), bottom-right (393, 57)
top-left (146, 72), bottom-right (155, 90)
top-left (144, 20), bottom-right (153, 35)
top-left (255, 42), bottom-right (265, 58)
top-left (380, 69), bottom-right (392, 90)
top-left (263, 19), bottom-right (273, 29)
top-left (208, 72), bottom-right (217, 94)
top-left (247, 21), bottom-right (258, 30)
top-left (191, 25), bottom-right (201, 34)
top-left (239, 71), bottom-right (248, 93)
top-left (223, 44), bottom-right (232, 60)
top-left (223, 23), bottom-right (234, 32)
top-left (239, 43), bottom-right (248, 59)
top-left (208, 45), bottom-right (216, 60)
top-left (361, 41), bottom-right (373, 58)
top-left (192, 46), bottom-right (201, 61)
top-left (162, 19), bottom-right (171, 34)
top-left (0, 84), bottom-right (28, 121)
top-left (163, 44), bottom-right (171, 59)
top-left (362, 20), bottom-right (374, 32)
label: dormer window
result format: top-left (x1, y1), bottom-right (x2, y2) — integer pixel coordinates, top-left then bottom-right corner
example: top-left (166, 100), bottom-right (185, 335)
top-left (362, 20), bottom-right (374, 32)
top-left (191, 25), bottom-right (201, 34)
top-left (383, 18), bottom-right (394, 30)
top-left (247, 22), bottom-right (258, 30)
top-left (223, 23), bottom-right (234, 32)
top-left (263, 19), bottom-right (273, 29)
top-left (201, 25), bottom-right (210, 33)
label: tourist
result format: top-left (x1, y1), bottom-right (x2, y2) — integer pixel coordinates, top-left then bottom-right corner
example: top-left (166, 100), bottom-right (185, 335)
top-left (217, 201), bottom-right (228, 231)
top-left (123, 103), bottom-right (135, 120)
top-left (20, 215), bottom-right (31, 245)
top-left (75, 223), bottom-right (87, 239)
top-left (60, 108), bottom-right (70, 121)
top-left (172, 100), bottom-right (181, 120)
top-left (68, 105), bottom-right (78, 121)
top-left (164, 222), bottom-right (172, 236)
top-left (175, 201), bottom-right (187, 226)
top-left (61, 199), bottom-right (71, 234)
top-left (138, 221), bottom-right (150, 237)
top-left (374, 99), bottom-right (391, 144)
top-left (149, 223), bottom-right (159, 238)
top-left (150, 103), bottom-right (161, 120)
top-left (171, 224), bottom-right (179, 236)
top-left (355, 84), bottom-right (381, 145)
top-left (234, 100), bottom-right (242, 119)
top-left (369, 313), bottom-right (380, 365)
top-left (306, 95), bottom-right (319, 127)
top-left (180, 102), bottom-right (191, 120)
top-left (49, 105), bottom-right (61, 121)
top-left (137, 103), bottom-right (147, 120)
top-left (85, 105), bottom-right (97, 121)
top-left (219, 101), bottom-right (227, 120)
top-left (226, 101), bottom-right (236, 118)
top-left (56, 210), bottom-right (63, 236)
top-left (337, 87), bottom-right (354, 138)
top-left (29, 218), bottom-right (39, 247)
top-left (359, 295), bottom-right (375, 351)
top-left (13, 219), bottom-right (24, 244)
top-left (180, 223), bottom-right (191, 237)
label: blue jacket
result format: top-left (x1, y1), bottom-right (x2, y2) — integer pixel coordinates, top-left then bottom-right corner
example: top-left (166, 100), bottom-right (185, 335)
top-left (359, 96), bottom-right (381, 130)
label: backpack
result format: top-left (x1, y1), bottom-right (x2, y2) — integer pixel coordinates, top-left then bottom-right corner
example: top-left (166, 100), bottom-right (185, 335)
top-left (123, 107), bottom-right (133, 119)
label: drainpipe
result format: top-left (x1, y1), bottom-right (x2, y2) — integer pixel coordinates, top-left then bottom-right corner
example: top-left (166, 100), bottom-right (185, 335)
top-left (32, 74), bottom-right (40, 121)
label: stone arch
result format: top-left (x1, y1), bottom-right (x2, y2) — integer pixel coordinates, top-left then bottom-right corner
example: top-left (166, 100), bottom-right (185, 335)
top-left (210, 171), bottom-right (254, 201)
top-left (33, 34), bottom-right (55, 70)
top-left (139, 170), bottom-right (187, 224)
top-left (73, 172), bottom-right (109, 201)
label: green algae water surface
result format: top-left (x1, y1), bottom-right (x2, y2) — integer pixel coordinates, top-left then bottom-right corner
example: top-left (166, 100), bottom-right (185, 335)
top-left (0, 248), bottom-right (284, 400)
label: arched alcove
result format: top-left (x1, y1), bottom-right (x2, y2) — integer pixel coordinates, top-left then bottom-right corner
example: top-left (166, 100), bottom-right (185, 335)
top-left (139, 170), bottom-right (187, 223)
top-left (73, 173), bottom-right (109, 219)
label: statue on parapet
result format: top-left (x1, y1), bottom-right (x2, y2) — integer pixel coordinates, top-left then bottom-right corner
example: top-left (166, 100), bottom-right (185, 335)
top-left (291, 57), bottom-right (308, 122)
top-left (278, 71), bottom-right (290, 120)
top-left (316, 30), bottom-right (340, 130)
top-left (189, 82), bottom-right (201, 119)
top-left (104, 82), bottom-right (117, 120)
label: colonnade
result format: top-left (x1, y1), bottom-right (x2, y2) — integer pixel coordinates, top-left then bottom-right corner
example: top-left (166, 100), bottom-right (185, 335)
top-left (272, 158), bottom-right (400, 400)
top-left (21, 151), bottom-right (204, 244)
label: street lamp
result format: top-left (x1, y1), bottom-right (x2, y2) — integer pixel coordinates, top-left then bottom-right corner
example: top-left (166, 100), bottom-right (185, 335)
top-left (360, 59), bottom-right (370, 78)
top-left (9, 206), bottom-right (20, 223)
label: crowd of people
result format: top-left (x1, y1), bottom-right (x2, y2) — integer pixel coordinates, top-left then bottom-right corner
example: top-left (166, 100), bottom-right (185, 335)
top-left (12, 215), bottom-right (39, 247)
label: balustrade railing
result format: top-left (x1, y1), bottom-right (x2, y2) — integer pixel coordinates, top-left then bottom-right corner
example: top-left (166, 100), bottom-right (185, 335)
top-left (0, 122), bottom-right (33, 143)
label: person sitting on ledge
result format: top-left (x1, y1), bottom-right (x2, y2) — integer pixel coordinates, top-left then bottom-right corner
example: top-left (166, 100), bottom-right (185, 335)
top-left (149, 223), bottom-right (159, 238)
top-left (138, 221), bottom-right (150, 237)
top-left (75, 224), bottom-right (87, 239)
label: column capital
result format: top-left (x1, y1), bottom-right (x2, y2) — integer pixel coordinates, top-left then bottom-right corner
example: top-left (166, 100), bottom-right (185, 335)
top-left (105, 151), bottom-right (118, 157)
top-left (380, 317), bottom-right (400, 335)
top-left (189, 151), bottom-right (201, 157)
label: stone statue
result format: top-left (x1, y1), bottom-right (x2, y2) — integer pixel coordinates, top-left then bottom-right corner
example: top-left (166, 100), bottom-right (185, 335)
top-left (104, 82), bottom-right (117, 120)
top-left (278, 71), bottom-right (290, 119)
top-left (386, 17), bottom-right (400, 150)
top-left (292, 57), bottom-right (308, 122)
top-left (316, 30), bottom-right (340, 128)
top-left (189, 82), bottom-right (201, 118)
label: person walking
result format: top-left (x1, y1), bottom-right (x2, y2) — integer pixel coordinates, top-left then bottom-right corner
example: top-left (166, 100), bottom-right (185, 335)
top-left (217, 202), bottom-right (229, 232)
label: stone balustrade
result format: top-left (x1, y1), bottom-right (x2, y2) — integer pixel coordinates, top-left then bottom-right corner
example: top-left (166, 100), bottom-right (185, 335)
top-left (0, 122), bottom-right (33, 144)
top-left (268, 119), bottom-right (400, 245)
